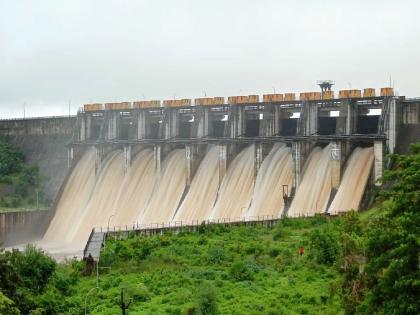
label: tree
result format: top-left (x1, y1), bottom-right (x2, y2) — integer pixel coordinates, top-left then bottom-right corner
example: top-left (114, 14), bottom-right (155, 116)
top-left (358, 143), bottom-right (420, 314)
top-left (0, 292), bottom-right (20, 315)
top-left (0, 139), bottom-right (24, 177)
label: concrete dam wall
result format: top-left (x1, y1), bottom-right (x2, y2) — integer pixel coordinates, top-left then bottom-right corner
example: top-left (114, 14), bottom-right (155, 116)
top-left (0, 116), bottom-right (76, 203)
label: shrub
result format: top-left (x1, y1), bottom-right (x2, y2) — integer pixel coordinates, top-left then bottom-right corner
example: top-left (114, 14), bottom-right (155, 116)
top-left (197, 285), bottom-right (218, 315)
top-left (0, 140), bottom-right (24, 176)
top-left (269, 247), bottom-right (280, 258)
top-left (229, 261), bottom-right (254, 281)
top-left (207, 246), bottom-right (226, 264)
top-left (309, 228), bottom-right (340, 265)
top-left (0, 292), bottom-right (20, 315)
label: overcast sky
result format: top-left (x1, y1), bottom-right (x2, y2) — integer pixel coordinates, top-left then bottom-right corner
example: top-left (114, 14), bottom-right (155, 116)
top-left (0, 0), bottom-right (419, 118)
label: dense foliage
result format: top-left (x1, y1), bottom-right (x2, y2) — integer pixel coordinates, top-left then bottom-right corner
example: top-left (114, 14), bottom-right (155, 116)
top-left (0, 139), bottom-right (24, 177)
top-left (0, 138), bottom-right (44, 209)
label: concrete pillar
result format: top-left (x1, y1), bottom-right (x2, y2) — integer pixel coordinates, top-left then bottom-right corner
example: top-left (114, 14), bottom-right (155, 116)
top-left (137, 111), bottom-right (146, 140)
top-left (80, 116), bottom-right (86, 142)
top-left (170, 109), bottom-right (178, 138)
top-left (154, 145), bottom-right (161, 174)
top-left (230, 106), bottom-right (245, 138)
top-left (218, 144), bottom-right (227, 185)
top-left (292, 142), bottom-right (302, 189)
top-left (345, 100), bottom-right (357, 135)
top-left (124, 145), bottom-right (131, 174)
top-left (197, 107), bottom-right (209, 138)
top-left (67, 146), bottom-right (74, 168)
top-left (255, 143), bottom-right (264, 179)
top-left (274, 106), bottom-right (281, 135)
top-left (330, 141), bottom-right (341, 189)
top-left (86, 115), bottom-right (92, 140)
top-left (107, 112), bottom-right (117, 140)
top-left (386, 98), bottom-right (397, 154)
top-left (308, 103), bottom-right (318, 135)
top-left (374, 141), bottom-right (383, 186)
top-left (185, 145), bottom-right (193, 186)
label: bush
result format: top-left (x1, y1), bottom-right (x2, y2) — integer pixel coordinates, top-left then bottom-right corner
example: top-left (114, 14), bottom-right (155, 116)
top-left (0, 140), bottom-right (24, 176)
top-left (309, 227), bottom-right (340, 265)
top-left (269, 247), bottom-right (280, 258)
top-left (0, 292), bottom-right (20, 315)
top-left (197, 285), bottom-right (218, 315)
top-left (207, 246), bottom-right (226, 264)
top-left (229, 261), bottom-right (254, 281)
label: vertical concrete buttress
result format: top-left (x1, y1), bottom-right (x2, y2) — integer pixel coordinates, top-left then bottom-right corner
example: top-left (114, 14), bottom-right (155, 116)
top-left (124, 145), bottom-right (131, 174)
top-left (387, 98), bottom-right (397, 154)
top-left (308, 103), bottom-right (318, 135)
top-left (185, 145), bottom-right (193, 186)
top-left (274, 106), bottom-right (281, 135)
top-left (292, 142), bottom-right (303, 189)
top-left (67, 146), bottom-right (74, 168)
top-left (107, 112), bottom-right (117, 140)
top-left (137, 111), bottom-right (146, 139)
top-left (218, 144), bottom-right (227, 185)
top-left (80, 116), bottom-right (86, 141)
top-left (330, 141), bottom-right (342, 189)
top-left (374, 141), bottom-right (383, 186)
top-left (197, 107), bottom-right (209, 138)
top-left (154, 145), bottom-right (161, 175)
top-left (255, 143), bottom-right (264, 179)
top-left (86, 115), bottom-right (92, 140)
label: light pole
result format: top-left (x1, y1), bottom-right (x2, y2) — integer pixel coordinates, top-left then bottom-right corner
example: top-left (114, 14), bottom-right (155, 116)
top-left (84, 287), bottom-right (98, 315)
top-left (107, 214), bottom-right (115, 233)
top-left (104, 214), bottom-right (115, 250)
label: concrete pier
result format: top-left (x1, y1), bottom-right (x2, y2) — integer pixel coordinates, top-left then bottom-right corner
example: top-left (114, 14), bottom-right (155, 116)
top-left (330, 141), bottom-right (342, 189)
top-left (374, 141), bottom-right (383, 186)
top-left (185, 144), bottom-right (206, 186)
top-left (218, 144), bottom-right (227, 185)
top-left (124, 145), bottom-right (132, 173)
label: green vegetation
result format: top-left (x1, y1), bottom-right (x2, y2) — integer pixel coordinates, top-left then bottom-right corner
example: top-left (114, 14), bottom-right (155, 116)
top-left (0, 144), bottom-right (418, 314)
top-left (0, 138), bottom-right (45, 211)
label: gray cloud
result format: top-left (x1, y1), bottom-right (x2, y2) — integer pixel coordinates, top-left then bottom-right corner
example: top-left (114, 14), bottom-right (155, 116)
top-left (1, 0), bottom-right (419, 118)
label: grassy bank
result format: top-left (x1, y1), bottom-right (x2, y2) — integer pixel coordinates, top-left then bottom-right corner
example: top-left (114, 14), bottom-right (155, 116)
top-left (44, 216), bottom-right (344, 314)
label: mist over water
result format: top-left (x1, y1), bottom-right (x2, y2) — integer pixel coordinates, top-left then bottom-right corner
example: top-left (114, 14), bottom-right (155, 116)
top-left (210, 145), bottom-right (255, 220)
top-left (248, 143), bottom-right (293, 218)
top-left (328, 147), bottom-right (374, 214)
top-left (174, 145), bottom-right (219, 223)
top-left (288, 145), bottom-right (332, 217)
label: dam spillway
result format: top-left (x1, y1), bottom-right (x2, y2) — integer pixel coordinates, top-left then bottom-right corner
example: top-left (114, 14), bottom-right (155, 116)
top-left (3, 87), bottom-right (419, 255)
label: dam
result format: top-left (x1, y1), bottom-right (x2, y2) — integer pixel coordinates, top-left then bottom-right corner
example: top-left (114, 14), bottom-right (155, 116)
top-left (1, 85), bottom-right (420, 256)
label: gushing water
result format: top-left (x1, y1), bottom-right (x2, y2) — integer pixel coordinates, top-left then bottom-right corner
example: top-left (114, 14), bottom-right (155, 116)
top-left (43, 148), bottom-right (96, 245)
top-left (174, 146), bottom-right (219, 223)
top-left (72, 151), bottom-right (126, 244)
top-left (140, 149), bottom-right (187, 225)
top-left (247, 143), bottom-right (293, 218)
top-left (288, 145), bottom-right (332, 217)
top-left (210, 145), bottom-right (255, 220)
top-left (328, 147), bottom-right (373, 214)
